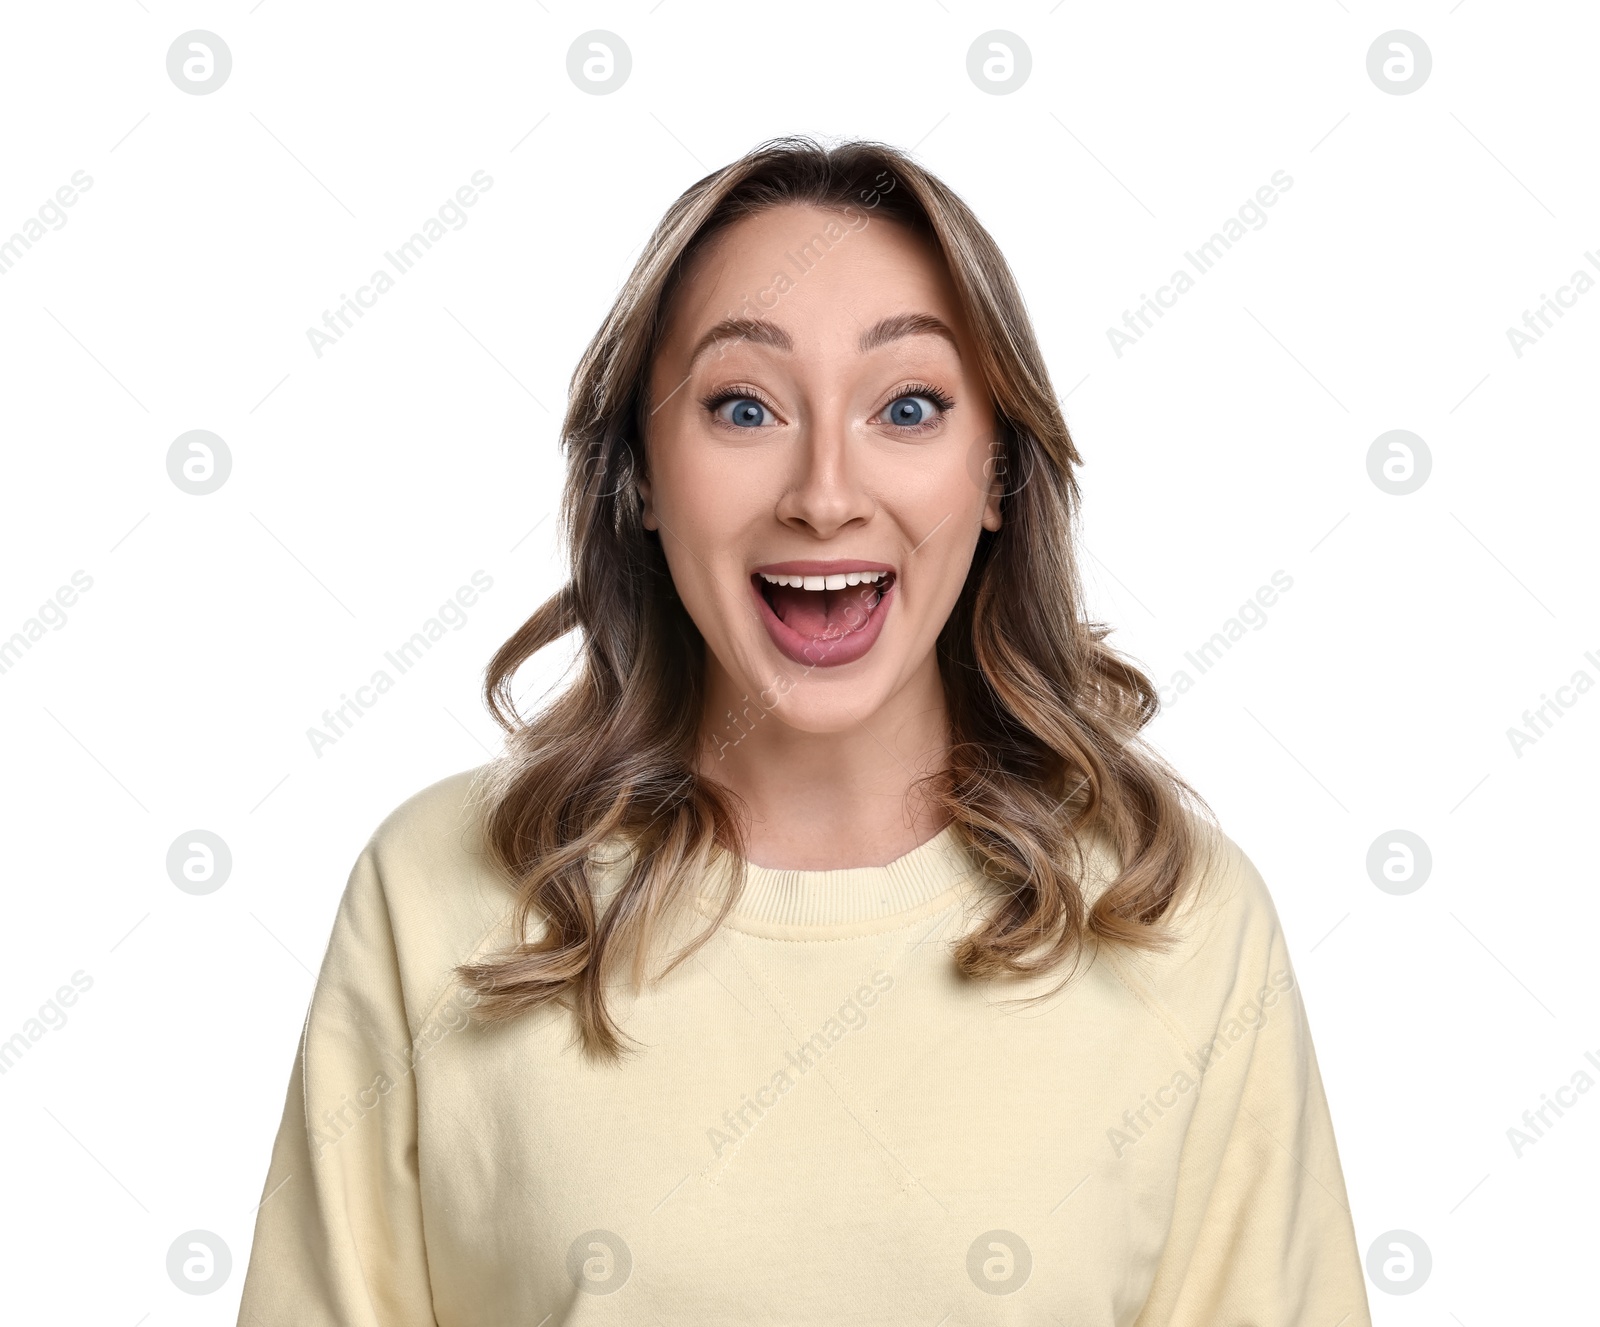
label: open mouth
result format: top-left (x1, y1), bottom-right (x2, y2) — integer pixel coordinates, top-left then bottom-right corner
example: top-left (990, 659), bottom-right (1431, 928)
top-left (750, 565), bottom-right (897, 668)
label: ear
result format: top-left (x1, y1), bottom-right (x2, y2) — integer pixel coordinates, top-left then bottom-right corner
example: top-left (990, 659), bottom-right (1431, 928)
top-left (981, 474), bottom-right (1003, 532)
top-left (637, 474), bottom-right (658, 531)
top-left (975, 430), bottom-right (1005, 532)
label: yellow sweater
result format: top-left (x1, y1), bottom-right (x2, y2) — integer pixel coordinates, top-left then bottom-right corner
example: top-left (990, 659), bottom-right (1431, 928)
top-left (237, 766), bottom-right (1371, 1325)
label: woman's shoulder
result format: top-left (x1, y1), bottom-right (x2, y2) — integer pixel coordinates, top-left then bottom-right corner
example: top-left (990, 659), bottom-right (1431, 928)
top-left (345, 763), bottom-right (522, 1021)
top-left (1091, 809), bottom-right (1295, 999)
top-left (363, 762), bottom-right (499, 873)
top-left (1173, 813), bottom-right (1286, 947)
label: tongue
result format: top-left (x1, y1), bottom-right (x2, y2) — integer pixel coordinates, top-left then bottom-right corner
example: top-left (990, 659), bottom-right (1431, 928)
top-left (768, 584), bottom-right (876, 638)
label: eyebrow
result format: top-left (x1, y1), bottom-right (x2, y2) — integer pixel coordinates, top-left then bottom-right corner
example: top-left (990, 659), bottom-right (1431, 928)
top-left (686, 311), bottom-right (962, 370)
top-left (688, 317), bottom-right (792, 369)
top-left (858, 312), bottom-right (961, 358)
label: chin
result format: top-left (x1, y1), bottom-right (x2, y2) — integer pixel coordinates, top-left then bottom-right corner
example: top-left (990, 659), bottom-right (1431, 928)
top-left (711, 639), bottom-right (903, 743)
top-left (764, 675), bottom-right (899, 735)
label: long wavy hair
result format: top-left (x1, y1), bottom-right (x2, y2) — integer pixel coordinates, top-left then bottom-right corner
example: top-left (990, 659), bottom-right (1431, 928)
top-left (457, 135), bottom-right (1219, 1061)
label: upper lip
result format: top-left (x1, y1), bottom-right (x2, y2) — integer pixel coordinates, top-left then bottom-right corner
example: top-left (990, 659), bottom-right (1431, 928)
top-left (752, 559), bottom-right (896, 576)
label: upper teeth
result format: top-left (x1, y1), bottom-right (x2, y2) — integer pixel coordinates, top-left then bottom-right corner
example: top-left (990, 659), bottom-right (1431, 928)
top-left (759, 571), bottom-right (887, 590)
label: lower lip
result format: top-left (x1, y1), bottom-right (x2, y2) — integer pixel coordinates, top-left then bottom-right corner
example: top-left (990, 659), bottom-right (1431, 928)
top-left (751, 576), bottom-right (896, 668)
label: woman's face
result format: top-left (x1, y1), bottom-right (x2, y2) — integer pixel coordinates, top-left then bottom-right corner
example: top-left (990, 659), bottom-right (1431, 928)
top-left (642, 202), bottom-right (1000, 737)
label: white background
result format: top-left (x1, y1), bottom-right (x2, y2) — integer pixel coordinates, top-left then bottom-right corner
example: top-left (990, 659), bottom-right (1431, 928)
top-left (1, 1), bottom-right (1595, 1321)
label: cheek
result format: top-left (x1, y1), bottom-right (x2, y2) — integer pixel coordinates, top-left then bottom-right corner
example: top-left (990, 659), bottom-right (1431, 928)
top-left (650, 421), bottom-right (745, 520)
top-left (655, 478), bottom-right (741, 572)
top-left (889, 443), bottom-right (989, 540)
top-left (648, 428), bottom-right (715, 535)
top-left (655, 528), bottom-right (741, 668)
top-left (646, 441), bottom-right (757, 620)
top-left (650, 421), bottom-right (792, 554)
top-left (890, 450), bottom-right (988, 604)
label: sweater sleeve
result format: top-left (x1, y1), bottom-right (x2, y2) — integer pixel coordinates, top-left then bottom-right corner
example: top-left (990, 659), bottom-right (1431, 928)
top-left (1131, 845), bottom-right (1372, 1327)
top-left (235, 841), bottom-right (439, 1326)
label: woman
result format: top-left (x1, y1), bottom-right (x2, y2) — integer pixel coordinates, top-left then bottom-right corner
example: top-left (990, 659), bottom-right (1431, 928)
top-left (237, 137), bottom-right (1371, 1325)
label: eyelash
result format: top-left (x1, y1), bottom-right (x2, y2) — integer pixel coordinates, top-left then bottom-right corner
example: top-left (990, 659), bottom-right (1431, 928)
top-left (698, 381), bottom-right (957, 431)
top-left (698, 383), bottom-right (773, 418)
top-left (889, 381), bottom-right (957, 426)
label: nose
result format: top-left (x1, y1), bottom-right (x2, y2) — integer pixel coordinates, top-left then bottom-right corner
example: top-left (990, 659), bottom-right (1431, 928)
top-left (773, 416), bottom-right (874, 539)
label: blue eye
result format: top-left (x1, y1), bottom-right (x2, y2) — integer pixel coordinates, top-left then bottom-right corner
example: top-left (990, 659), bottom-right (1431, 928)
top-left (883, 394), bottom-right (940, 427)
top-left (716, 398), bottom-right (768, 428)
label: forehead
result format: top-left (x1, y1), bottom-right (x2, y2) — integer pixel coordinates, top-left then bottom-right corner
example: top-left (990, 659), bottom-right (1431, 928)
top-left (660, 203), bottom-right (966, 352)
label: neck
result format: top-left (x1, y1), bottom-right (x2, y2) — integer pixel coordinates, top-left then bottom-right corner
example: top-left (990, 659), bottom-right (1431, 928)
top-left (697, 657), bottom-right (951, 870)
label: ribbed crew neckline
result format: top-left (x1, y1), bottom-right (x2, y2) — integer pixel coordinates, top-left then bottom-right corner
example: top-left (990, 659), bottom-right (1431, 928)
top-left (694, 823), bottom-right (982, 938)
